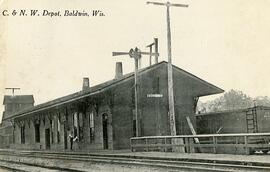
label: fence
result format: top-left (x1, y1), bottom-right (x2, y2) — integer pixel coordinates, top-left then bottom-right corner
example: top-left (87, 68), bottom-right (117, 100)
top-left (130, 133), bottom-right (270, 155)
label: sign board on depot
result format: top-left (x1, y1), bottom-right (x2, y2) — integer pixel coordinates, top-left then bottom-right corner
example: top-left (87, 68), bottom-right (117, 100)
top-left (147, 94), bottom-right (163, 98)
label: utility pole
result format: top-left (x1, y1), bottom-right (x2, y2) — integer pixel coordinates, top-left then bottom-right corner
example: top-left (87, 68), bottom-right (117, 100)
top-left (147, 1), bottom-right (188, 136)
top-left (113, 48), bottom-right (159, 137)
top-left (146, 38), bottom-right (159, 66)
top-left (146, 42), bottom-right (154, 66)
top-left (154, 38), bottom-right (159, 64)
top-left (5, 87), bottom-right (20, 96)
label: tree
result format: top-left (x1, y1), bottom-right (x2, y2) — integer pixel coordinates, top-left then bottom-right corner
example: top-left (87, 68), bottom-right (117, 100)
top-left (222, 90), bottom-right (253, 110)
top-left (198, 89), bottom-right (254, 113)
top-left (254, 96), bottom-right (270, 107)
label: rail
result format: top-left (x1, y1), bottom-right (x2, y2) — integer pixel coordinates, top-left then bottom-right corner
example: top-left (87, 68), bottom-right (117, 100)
top-left (130, 133), bottom-right (270, 155)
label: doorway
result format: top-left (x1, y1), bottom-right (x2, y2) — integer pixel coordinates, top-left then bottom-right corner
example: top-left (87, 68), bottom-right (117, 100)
top-left (64, 124), bottom-right (67, 149)
top-left (45, 128), bottom-right (50, 149)
top-left (102, 114), bottom-right (108, 149)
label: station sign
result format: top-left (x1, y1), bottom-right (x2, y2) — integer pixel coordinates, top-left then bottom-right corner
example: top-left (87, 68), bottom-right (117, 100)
top-left (147, 94), bottom-right (163, 98)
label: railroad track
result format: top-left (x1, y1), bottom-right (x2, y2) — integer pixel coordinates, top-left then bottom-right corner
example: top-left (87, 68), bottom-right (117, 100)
top-left (0, 150), bottom-right (269, 172)
top-left (0, 161), bottom-right (80, 172)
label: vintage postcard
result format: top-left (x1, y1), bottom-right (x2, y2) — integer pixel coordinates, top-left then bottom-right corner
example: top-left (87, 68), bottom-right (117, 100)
top-left (0, 0), bottom-right (269, 171)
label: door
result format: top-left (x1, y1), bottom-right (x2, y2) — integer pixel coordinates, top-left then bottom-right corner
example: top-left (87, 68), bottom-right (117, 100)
top-left (45, 128), bottom-right (50, 149)
top-left (102, 114), bottom-right (108, 149)
top-left (64, 124), bottom-right (67, 149)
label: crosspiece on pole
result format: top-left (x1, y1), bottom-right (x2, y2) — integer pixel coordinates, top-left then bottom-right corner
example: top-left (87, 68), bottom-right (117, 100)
top-left (5, 87), bottom-right (20, 96)
top-left (112, 47), bottom-right (158, 137)
top-left (146, 43), bottom-right (155, 47)
top-left (146, 38), bottom-right (159, 65)
top-left (113, 48), bottom-right (159, 69)
top-left (147, 1), bottom-right (189, 136)
top-left (147, 1), bottom-right (188, 8)
top-left (112, 51), bottom-right (159, 58)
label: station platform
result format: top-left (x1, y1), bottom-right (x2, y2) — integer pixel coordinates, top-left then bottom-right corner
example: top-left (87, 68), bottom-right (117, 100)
top-left (0, 149), bottom-right (270, 171)
top-left (112, 151), bottom-right (270, 165)
top-left (81, 150), bottom-right (270, 166)
top-left (3, 149), bottom-right (269, 166)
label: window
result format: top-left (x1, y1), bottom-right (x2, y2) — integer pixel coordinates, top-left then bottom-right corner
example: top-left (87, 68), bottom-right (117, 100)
top-left (35, 123), bottom-right (40, 143)
top-left (78, 113), bottom-right (83, 140)
top-left (89, 112), bottom-right (94, 142)
top-left (6, 105), bottom-right (12, 112)
top-left (57, 118), bottom-right (60, 143)
top-left (15, 104), bottom-right (20, 110)
top-left (73, 113), bottom-right (78, 138)
top-left (50, 119), bottom-right (54, 144)
top-left (152, 77), bottom-right (160, 93)
top-left (13, 125), bottom-right (15, 144)
top-left (21, 125), bottom-right (25, 144)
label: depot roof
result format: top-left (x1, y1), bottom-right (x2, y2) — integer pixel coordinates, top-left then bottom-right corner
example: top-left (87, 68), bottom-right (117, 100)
top-left (8, 61), bottom-right (223, 120)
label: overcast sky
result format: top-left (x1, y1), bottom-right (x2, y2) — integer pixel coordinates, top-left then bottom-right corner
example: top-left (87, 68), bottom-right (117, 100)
top-left (1, 0), bottom-right (270, 121)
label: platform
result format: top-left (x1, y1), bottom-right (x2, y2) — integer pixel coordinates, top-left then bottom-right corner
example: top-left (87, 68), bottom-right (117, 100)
top-left (111, 151), bottom-right (270, 165)
top-left (5, 149), bottom-right (269, 166)
top-left (0, 149), bottom-right (270, 171)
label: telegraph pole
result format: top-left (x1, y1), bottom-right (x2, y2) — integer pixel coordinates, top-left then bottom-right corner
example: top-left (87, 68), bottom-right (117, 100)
top-left (5, 87), bottom-right (20, 96)
top-left (113, 48), bottom-right (159, 137)
top-left (147, 1), bottom-right (188, 136)
top-left (146, 38), bottom-right (159, 66)
top-left (146, 42), bottom-right (154, 66)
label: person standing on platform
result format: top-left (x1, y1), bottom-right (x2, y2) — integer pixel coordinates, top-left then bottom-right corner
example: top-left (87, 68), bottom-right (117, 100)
top-left (68, 131), bottom-right (74, 150)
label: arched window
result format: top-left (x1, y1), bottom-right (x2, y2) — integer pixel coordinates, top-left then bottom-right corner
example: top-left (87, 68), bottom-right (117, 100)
top-left (34, 120), bottom-right (40, 143)
top-left (50, 118), bottom-right (54, 144)
top-left (78, 112), bottom-right (83, 140)
top-left (73, 112), bottom-right (78, 138)
top-left (89, 111), bottom-right (94, 142)
top-left (57, 117), bottom-right (61, 143)
top-left (21, 124), bottom-right (25, 144)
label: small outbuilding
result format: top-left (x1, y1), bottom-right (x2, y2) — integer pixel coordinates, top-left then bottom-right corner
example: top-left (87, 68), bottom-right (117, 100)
top-left (0, 95), bottom-right (34, 148)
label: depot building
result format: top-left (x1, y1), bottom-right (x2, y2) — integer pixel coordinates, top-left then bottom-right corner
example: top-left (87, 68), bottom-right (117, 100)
top-left (2, 61), bottom-right (223, 151)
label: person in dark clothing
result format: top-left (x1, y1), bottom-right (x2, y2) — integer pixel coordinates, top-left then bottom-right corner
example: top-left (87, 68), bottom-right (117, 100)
top-left (68, 131), bottom-right (74, 150)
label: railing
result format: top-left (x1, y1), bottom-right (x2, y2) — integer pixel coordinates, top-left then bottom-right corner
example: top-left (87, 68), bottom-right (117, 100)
top-left (130, 133), bottom-right (270, 155)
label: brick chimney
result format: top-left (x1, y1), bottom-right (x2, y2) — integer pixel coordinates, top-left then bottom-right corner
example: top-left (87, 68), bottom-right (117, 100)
top-left (115, 62), bottom-right (123, 79)
top-left (82, 77), bottom-right (90, 91)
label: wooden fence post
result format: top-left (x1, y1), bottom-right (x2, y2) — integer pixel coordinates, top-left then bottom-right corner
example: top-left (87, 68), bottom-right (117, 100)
top-left (164, 137), bottom-right (167, 152)
top-left (244, 136), bottom-right (248, 155)
top-left (130, 139), bottom-right (133, 152)
top-left (213, 136), bottom-right (217, 154)
top-left (129, 133), bottom-right (270, 154)
top-left (145, 138), bottom-right (149, 152)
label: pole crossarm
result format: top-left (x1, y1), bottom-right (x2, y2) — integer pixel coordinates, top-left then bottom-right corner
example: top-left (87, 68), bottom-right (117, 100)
top-left (5, 87), bottom-right (20, 90)
top-left (5, 87), bottom-right (20, 96)
top-left (147, 1), bottom-right (188, 8)
top-left (140, 52), bottom-right (159, 56)
top-left (112, 52), bottom-right (130, 56)
top-left (146, 43), bottom-right (155, 48)
top-left (113, 51), bottom-right (159, 58)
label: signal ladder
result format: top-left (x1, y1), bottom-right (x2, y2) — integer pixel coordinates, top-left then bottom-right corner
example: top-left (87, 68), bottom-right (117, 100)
top-left (246, 106), bottom-right (258, 133)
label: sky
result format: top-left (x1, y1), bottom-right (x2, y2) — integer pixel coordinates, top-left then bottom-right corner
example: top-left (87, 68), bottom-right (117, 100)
top-left (1, 0), bottom-right (270, 121)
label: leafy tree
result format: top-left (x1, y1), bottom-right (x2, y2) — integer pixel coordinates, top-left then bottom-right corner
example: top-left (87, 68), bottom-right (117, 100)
top-left (197, 89), bottom-right (254, 112)
top-left (254, 96), bottom-right (270, 107)
top-left (197, 89), bottom-right (270, 113)
top-left (222, 90), bottom-right (253, 110)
